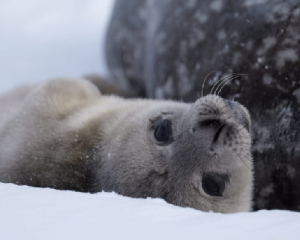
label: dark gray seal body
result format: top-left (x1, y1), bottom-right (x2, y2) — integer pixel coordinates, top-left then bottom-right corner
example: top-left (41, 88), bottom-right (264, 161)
top-left (0, 78), bottom-right (252, 213)
top-left (106, 0), bottom-right (300, 211)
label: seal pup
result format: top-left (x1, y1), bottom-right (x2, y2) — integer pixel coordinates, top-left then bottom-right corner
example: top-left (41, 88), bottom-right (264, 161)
top-left (0, 78), bottom-right (252, 213)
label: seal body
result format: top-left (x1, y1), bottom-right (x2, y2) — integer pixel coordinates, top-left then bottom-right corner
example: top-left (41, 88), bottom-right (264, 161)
top-left (106, 0), bottom-right (300, 211)
top-left (0, 78), bottom-right (252, 213)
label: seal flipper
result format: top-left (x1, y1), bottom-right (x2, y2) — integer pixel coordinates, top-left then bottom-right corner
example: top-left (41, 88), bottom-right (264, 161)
top-left (0, 78), bottom-right (103, 191)
top-left (84, 75), bottom-right (136, 98)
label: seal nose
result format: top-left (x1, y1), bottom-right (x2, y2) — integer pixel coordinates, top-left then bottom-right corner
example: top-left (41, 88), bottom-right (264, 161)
top-left (225, 99), bottom-right (236, 110)
top-left (224, 99), bottom-right (250, 132)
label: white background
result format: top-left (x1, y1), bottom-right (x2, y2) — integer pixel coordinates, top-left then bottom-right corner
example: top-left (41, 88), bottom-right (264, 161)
top-left (0, 0), bottom-right (115, 93)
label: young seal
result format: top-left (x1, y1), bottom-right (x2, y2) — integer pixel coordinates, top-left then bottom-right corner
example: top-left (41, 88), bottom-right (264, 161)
top-left (0, 78), bottom-right (252, 213)
top-left (106, 0), bottom-right (300, 211)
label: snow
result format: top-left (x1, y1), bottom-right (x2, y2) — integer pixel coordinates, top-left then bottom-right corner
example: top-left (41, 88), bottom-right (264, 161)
top-left (0, 1), bottom-right (299, 239)
top-left (0, 183), bottom-right (299, 240)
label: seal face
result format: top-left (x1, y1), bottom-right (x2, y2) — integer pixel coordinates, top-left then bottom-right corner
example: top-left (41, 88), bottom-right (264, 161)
top-left (0, 78), bottom-right (252, 213)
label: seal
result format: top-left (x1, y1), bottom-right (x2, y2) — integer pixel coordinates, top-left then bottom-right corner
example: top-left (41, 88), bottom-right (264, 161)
top-left (0, 78), bottom-right (252, 213)
top-left (106, 0), bottom-right (300, 211)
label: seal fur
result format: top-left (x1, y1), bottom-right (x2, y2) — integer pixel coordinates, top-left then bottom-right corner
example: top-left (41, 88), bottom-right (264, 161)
top-left (0, 78), bottom-right (252, 213)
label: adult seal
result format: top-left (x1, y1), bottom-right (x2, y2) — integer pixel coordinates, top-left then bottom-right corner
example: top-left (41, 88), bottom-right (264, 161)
top-left (0, 78), bottom-right (252, 213)
top-left (106, 0), bottom-right (300, 211)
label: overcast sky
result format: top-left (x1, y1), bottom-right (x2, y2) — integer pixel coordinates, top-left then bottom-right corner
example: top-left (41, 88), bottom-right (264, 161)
top-left (0, 0), bottom-right (115, 93)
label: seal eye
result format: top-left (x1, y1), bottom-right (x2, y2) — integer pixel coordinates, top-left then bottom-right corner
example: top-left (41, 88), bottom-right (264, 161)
top-left (202, 173), bottom-right (227, 197)
top-left (154, 119), bottom-right (172, 144)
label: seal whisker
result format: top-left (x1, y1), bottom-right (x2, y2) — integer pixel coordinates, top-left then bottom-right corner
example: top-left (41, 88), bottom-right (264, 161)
top-left (213, 73), bottom-right (246, 96)
top-left (236, 147), bottom-right (252, 158)
top-left (236, 153), bottom-right (251, 171)
top-left (222, 110), bottom-right (237, 121)
top-left (236, 143), bottom-right (252, 149)
top-left (217, 73), bottom-right (248, 96)
top-left (241, 153), bottom-right (253, 161)
top-left (237, 148), bottom-right (252, 155)
top-left (210, 73), bottom-right (236, 96)
top-left (239, 153), bottom-right (253, 164)
top-left (202, 71), bottom-right (215, 97)
top-left (216, 75), bottom-right (240, 96)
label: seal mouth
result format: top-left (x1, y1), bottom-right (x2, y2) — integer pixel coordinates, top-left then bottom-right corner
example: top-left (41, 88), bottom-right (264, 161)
top-left (198, 119), bottom-right (225, 144)
top-left (213, 124), bottom-right (225, 144)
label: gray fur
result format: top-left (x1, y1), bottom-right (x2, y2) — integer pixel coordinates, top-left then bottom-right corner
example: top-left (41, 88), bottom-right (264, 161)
top-left (0, 78), bottom-right (252, 213)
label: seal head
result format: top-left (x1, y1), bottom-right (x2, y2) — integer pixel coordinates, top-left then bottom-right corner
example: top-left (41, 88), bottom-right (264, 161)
top-left (92, 94), bottom-right (252, 212)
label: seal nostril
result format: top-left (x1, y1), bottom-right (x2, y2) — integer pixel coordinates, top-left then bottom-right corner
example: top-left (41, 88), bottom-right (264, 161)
top-left (224, 99), bottom-right (250, 132)
top-left (225, 99), bottom-right (236, 110)
top-left (199, 119), bottom-right (221, 127)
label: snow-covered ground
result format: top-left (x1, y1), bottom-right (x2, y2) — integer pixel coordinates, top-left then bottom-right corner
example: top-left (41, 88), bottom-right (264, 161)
top-left (0, 1), bottom-right (299, 239)
top-left (1, 183), bottom-right (299, 240)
